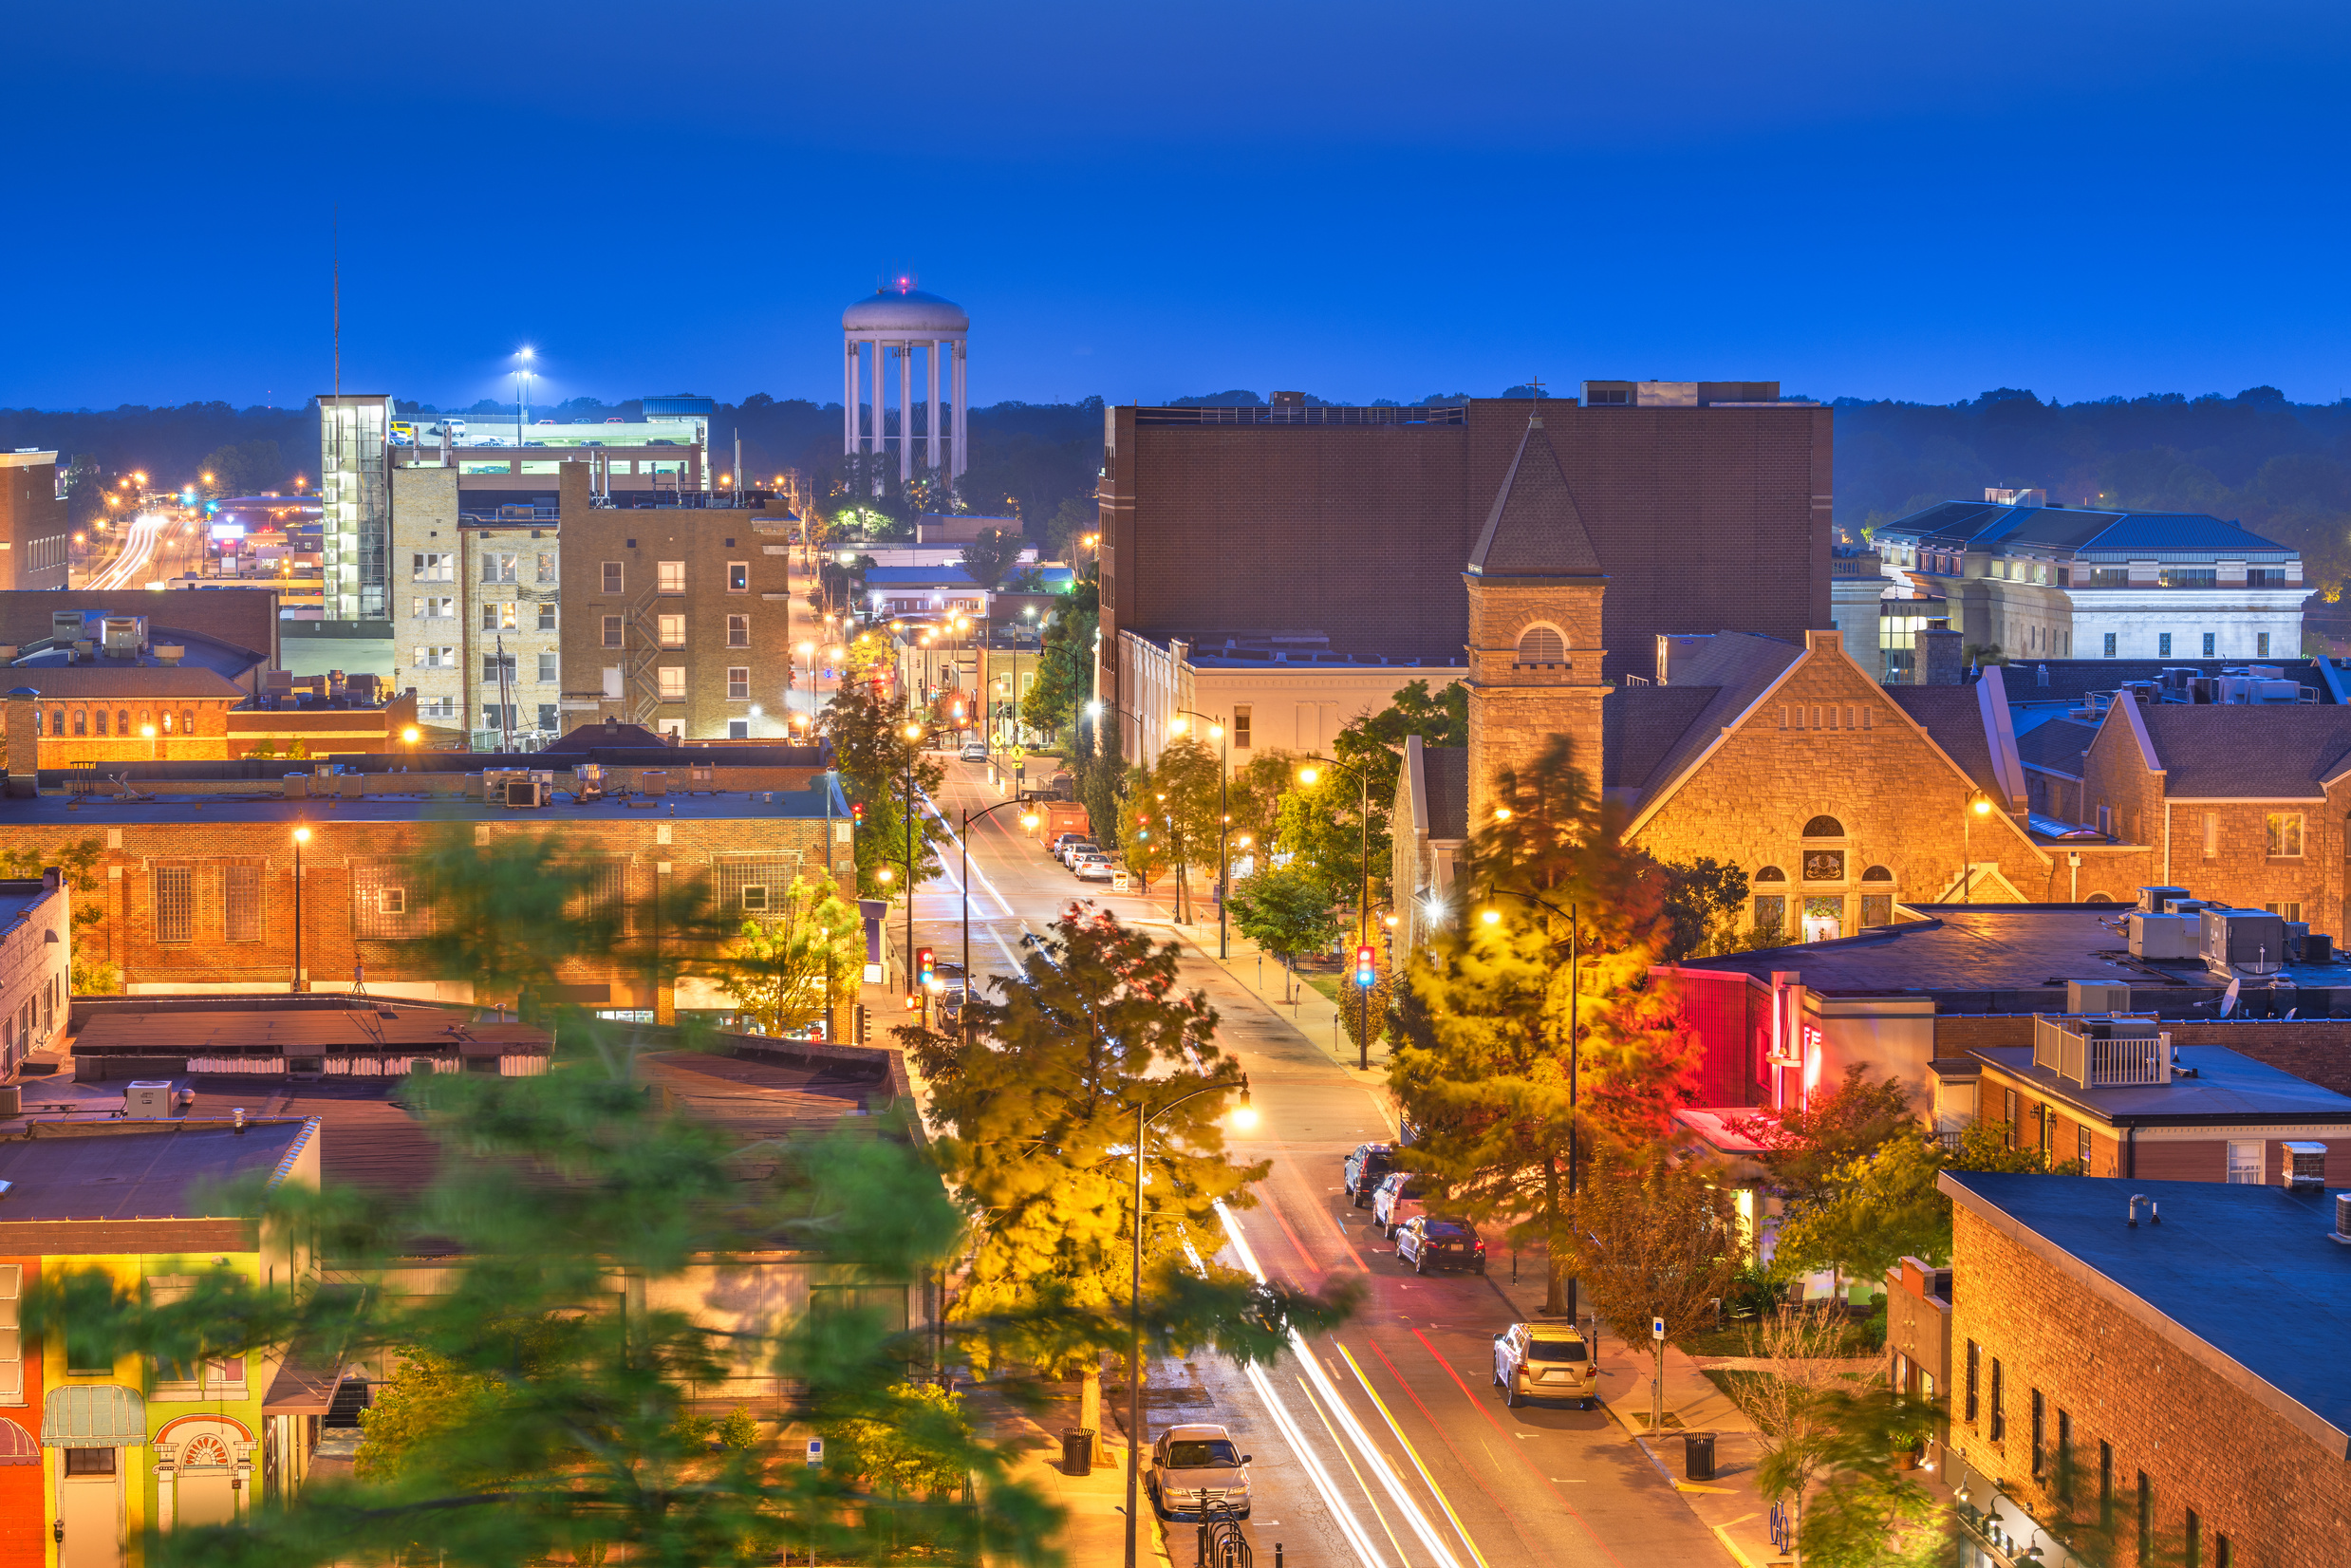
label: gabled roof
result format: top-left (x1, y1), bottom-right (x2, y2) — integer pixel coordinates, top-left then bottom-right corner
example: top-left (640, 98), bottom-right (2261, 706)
top-left (1874, 499), bottom-right (2294, 559)
top-left (1888, 686), bottom-right (2006, 798)
top-left (2014, 718), bottom-right (2099, 778)
top-left (1465, 418), bottom-right (1602, 579)
top-left (1603, 685), bottom-right (1720, 791)
top-left (1620, 633), bottom-right (1805, 808)
top-left (1420, 745), bottom-right (1469, 840)
top-left (2134, 705), bottom-right (2351, 799)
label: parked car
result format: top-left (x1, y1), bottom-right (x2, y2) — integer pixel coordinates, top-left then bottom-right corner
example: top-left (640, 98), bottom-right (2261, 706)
top-left (1073, 856), bottom-right (1115, 883)
top-left (1371, 1171), bottom-right (1429, 1237)
top-left (1342, 1143), bottom-right (1395, 1206)
top-left (1147, 1424), bottom-right (1252, 1520)
top-left (961, 742), bottom-right (988, 762)
top-left (1395, 1215), bottom-right (1485, 1275)
top-left (1492, 1320), bottom-right (1597, 1409)
top-left (1049, 831), bottom-right (1088, 858)
top-left (1059, 840), bottom-right (1101, 867)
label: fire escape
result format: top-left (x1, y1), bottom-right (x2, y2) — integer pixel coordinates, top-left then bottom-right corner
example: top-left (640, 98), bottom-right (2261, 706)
top-left (620, 583), bottom-right (669, 729)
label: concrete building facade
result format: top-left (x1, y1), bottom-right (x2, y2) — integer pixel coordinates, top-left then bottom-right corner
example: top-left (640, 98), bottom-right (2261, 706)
top-left (1120, 629), bottom-right (1465, 774)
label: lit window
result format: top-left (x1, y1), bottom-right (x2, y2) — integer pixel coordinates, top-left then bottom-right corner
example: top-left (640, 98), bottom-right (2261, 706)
top-left (658, 666), bottom-right (686, 700)
top-left (658, 561), bottom-right (686, 594)
top-left (659, 614), bottom-right (686, 648)
top-left (2266, 812), bottom-right (2304, 857)
top-left (537, 603), bottom-right (557, 631)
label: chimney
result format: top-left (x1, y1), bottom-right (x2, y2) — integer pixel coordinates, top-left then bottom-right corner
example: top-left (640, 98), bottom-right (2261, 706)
top-left (3, 688), bottom-right (36, 798)
top-left (1918, 627), bottom-right (1964, 686)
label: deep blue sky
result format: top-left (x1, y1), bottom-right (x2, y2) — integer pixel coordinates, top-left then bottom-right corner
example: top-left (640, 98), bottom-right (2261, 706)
top-left (7, 1), bottom-right (2347, 411)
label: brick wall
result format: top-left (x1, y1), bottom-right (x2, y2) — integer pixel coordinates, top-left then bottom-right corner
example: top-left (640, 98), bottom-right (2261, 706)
top-left (1098, 399), bottom-right (1830, 713)
top-left (1948, 1204), bottom-right (2351, 1566)
top-left (1632, 635), bottom-right (2053, 937)
top-left (0, 811), bottom-right (852, 1017)
top-left (0, 459), bottom-right (68, 592)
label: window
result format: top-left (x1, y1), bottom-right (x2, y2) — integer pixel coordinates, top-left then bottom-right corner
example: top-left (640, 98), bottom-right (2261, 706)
top-left (2056, 1409), bottom-right (2074, 1502)
top-left (153, 864), bottom-right (193, 944)
top-left (2079, 1123), bottom-right (2093, 1169)
top-left (414, 645), bottom-right (456, 669)
top-left (2103, 632), bottom-right (2117, 657)
top-left (412, 551), bottom-right (453, 581)
top-left (2186, 1509), bottom-right (2201, 1568)
top-left (2030, 1388), bottom-right (2045, 1478)
top-left (658, 613), bottom-right (686, 648)
top-left (2162, 568), bottom-right (2217, 588)
top-left (1860, 893), bottom-right (1894, 927)
top-left (420, 696), bottom-right (457, 719)
top-left (2258, 632), bottom-right (2270, 658)
top-left (1989, 1358), bottom-right (2006, 1441)
top-left (602, 615), bottom-right (623, 648)
top-left (728, 562), bottom-right (749, 592)
top-left (2099, 1442), bottom-right (2115, 1526)
top-left (0, 1263), bottom-right (18, 1400)
top-left (2217, 1533), bottom-right (2233, 1567)
top-left (1233, 706), bottom-right (1252, 748)
top-left (2004, 1088), bottom-right (2019, 1148)
top-left (64, 1448), bottom-right (115, 1476)
top-left (537, 652), bottom-right (558, 684)
top-left (728, 667), bottom-right (750, 700)
top-left (1801, 815), bottom-right (1846, 838)
top-left (1753, 895), bottom-right (1785, 936)
top-left (1965, 1341), bottom-right (1980, 1422)
top-left (482, 654), bottom-right (516, 683)
top-left (728, 719), bottom-right (749, 739)
top-left (72, 709), bottom-right (84, 736)
top-left (740, 885), bottom-right (769, 913)
top-left (603, 561), bottom-right (625, 594)
top-left (382, 887), bottom-right (407, 916)
top-left (1802, 849), bottom-right (1845, 881)
top-left (2227, 1139), bottom-right (2263, 1184)
top-left (2158, 632), bottom-right (2173, 657)
top-left (181, 709), bottom-right (195, 736)
top-left (536, 552), bottom-right (555, 585)
top-left (658, 666), bottom-right (686, 700)
top-left (727, 614), bottom-right (750, 647)
top-left (1515, 625), bottom-right (1565, 664)
top-left (2098, 803), bottom-right (2111, 835)
top-left (483, 551), bottom-right (519, 583)
top-left (413, 596), bottom-right (454, 619)
top-left (537, 703), bottom-right (558, 732)
top-left (537, 603), bottom-right (556, 631)
top-left (160, 710), bottom-right (174, 735)
top-left (482, 600), bottom-right (518, 631)
top-left (2266, 812), bottom-right (2304, 857)
top-left (2202, 631), bottom-right (2216, 656)
top-left (224, 859), bottom-right (262, 943)
top-left (2137, 1473), bottom-right (2154, 1558)
top-left (658, 560), bottom-right (686, 594)
top-left (47, 708), bottom-right (59, 736)
top-left (2203, 812), bottom-right (2218, 858)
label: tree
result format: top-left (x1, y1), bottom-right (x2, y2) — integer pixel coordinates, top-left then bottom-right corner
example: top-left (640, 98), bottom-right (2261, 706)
top-left (1559, 1145), bottom-right (1742, 1348)
top-left (823, 669), bottom-right (950, 898)
top-left (818, 1381), bottom-right (979, 1500)
top-left (1227, 863), bottom-right (1343, 1000)
top-left (1391, 734), bottom-right (1703, 1312)
top-left (1657, 857), bottom-right (1757, 961)
top-left (0, 837), bottom-right (116, 992)
top-left (198, 439), bottom-right (287, 497)
top-left (1020, 574), bottom-right (1096, 743)
top-left (1722, 1304), bottom-right (1867, 1555)
top-left (701, 876), bottom-right (861, 1038)
top-left (1079, 707), bottom-right (1122, 851)
top-left (1115, 768), bottom-right (1173, 895)
top-left (1763, 1385), bottom-right (1948, 1568)
top-left (1142, 737), bottom-right (1222, 924)
top-left (1042, 495), bottom-right (1095, 563)
top-left (904, 908), bottom-right (1353, 1440)
top-left (1734, 1066), bottom-right (1916, 1207)
top-left (958, 528), bottom-right (1027, 591)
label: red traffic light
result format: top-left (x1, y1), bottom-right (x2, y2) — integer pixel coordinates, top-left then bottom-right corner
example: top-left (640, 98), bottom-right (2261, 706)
top-left (1354, 944), bottom-right (1376, 988)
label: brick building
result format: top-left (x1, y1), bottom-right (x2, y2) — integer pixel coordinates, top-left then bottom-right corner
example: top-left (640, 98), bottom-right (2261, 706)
top-left (0, 771), bottom-right (851, 1020)
top-left (0, 452), bottom-right (69, 591)
top-left (390, 462), bottom-right (568, 745)
top-left (1932, 1171), bottom-right (2351, 1568)
top-left (0, 588), bottom-right (284, 678)
top-left (1096, 385), bottom-right (1831, 719)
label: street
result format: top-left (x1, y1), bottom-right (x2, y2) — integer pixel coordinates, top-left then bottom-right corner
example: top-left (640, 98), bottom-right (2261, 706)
top-left (911, 757), bottom-right (1726, 1568)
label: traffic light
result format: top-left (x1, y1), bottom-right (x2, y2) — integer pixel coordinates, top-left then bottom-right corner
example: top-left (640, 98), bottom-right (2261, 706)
top-left (851, 800), bottom-right (865, 825)
top-left (1354, 944), bottom-right (1376, 989)
top-left (917, 947), bottom-right (936, 988)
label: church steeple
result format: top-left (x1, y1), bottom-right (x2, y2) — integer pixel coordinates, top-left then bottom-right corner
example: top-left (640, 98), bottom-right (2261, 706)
top-left (1462, 416), bottom-right (1610, 826)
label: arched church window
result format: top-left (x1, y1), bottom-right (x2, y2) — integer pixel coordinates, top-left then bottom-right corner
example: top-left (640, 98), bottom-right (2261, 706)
top-left (1861, 865), bottom-right (1894, 882)
top-left (1515, 625), bottom-right (1565, 665)
top-left (1801, 815), bottom-right (1846, 839)
top-left (1753, 865), bottom-right (1786, 883)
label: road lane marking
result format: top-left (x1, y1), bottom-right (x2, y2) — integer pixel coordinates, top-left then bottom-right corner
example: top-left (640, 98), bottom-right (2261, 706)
top-left (1407, 1328), bottom-right (1633, 1568)
top-left (1360, 1336), bottom-right (1567, 1568)
top-left (1295, 1373), bottom-right (1410, 1567)
top-left (1338, 1342), bottom-right (1492, 1568)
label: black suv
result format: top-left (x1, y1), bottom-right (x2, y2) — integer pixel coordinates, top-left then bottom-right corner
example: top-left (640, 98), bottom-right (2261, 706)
top-left (1342, 1143), bottom-right (1395, 1207)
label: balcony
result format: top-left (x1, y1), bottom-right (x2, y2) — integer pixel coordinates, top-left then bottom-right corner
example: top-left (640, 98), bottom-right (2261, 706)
top-left (2033, 1014), bottom-right (2171, 1087)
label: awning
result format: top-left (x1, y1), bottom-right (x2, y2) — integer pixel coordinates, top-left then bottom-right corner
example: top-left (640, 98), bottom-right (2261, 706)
top-left (42, 1386), bottom-right (145, 1447)
top-left (0, 1416), bottom-right (37, 1465)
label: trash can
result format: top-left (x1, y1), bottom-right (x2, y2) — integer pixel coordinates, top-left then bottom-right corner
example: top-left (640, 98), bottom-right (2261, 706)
top-left (1061, 1428), bottom-right (1094, 1476)
top-left (1683, 1430), bottom-right (1717, 1482)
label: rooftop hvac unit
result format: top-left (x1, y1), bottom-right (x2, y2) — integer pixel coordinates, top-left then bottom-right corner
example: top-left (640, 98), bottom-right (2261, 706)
top-left (574, 763), bottom-right (606, 802)
top-left (2067, 980), bottom-right (2136, 1014)
top-left (2335, 1193), bottom-right (2351, 1246)
top-left (124, 1080), bottom-right (174, 1120)
top-left (2127, 912), bottom-right (2197, 961)
top-left (49, 610), bottom-right (84, 644)
top-left (2138, 886), bottom-right (2192, 913)
top-left (502, 771), bottom-right (555, 809)
top-left (2282, 1142), bottom-right (2328, 1191)
top-left (2201, 906), bottom-right (2287, 971)
top-left (100, 614), bottom-right (144, 651)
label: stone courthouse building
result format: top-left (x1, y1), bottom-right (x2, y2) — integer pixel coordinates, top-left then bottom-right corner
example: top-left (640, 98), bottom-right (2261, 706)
top-left (1393, 414), bottom-right (2055, 954)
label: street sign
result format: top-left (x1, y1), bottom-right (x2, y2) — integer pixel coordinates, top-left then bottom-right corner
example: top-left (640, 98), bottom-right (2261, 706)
top-left (1652, 1316), bottom-right (1666, 1341)
top-left (806, 1437), bottom-right (824, 1469)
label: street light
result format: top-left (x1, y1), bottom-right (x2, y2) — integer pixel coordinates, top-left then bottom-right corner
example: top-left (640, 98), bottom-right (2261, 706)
top-left (1297, 755), bottom-right (1375, 1068)
top-left (900, 720), bottom-right (924, 999)
top-left (1124, 1073), bottom-right (1253, 1568)
top-left (1168, 711), bottom-right (1230, 958)
top-left (1961, 789), bottom-right (1995, 903)
top-left (514, 347), bottom-right (534, 448)
top-left (1475, 887), bottom-right (1585, 1321)
top-left (290, 825), bottom-right (312, 993)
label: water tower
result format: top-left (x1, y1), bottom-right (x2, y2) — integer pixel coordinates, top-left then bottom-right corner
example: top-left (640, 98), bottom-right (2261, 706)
top-left (843, 278), bottom-right (969, 483)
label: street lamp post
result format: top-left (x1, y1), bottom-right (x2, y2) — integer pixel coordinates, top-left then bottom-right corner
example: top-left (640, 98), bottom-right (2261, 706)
top-left (1298, 756), bottom-right (1373, 1069)
top-left (960, 799), bottom-right (1040, 1037)
top-left (1961, 789), bottom-right (1994, 903)
top-left (1480, 887), bottom-right (1582, 1320)
top-left (1124, 1076), bottom-right (1255, 1568)
top-left (290, 824), bottom-right (311, 993)
top-left (1169, 712), bottom-right (1230, 960)
top-left (901, 720), bottom-right (924, 996)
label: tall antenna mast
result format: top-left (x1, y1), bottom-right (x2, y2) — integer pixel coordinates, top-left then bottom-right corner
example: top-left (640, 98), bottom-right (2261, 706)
top-left (332, 205), bottom-right (341, 400)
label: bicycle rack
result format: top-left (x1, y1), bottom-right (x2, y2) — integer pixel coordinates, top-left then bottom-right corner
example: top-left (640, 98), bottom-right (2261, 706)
top-left (1192, 1492), bottom-right (1252, 1568)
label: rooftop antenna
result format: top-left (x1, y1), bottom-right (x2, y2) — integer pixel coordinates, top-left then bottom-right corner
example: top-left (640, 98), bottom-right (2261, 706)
top-left (331, 204), bottom-right (340, 402)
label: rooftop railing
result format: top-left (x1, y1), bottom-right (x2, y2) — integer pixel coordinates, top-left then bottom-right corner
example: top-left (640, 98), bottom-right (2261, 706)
top-left (2033, 1014), bottom-right (2171, 1087)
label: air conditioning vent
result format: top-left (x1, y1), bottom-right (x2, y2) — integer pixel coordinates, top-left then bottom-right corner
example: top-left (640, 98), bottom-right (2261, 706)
top-left (2284, 1142), bottom-right (2328, 1191)
top-left (2334, 1192), bottom-right (2351, 1246)
top-left (503, 775), bottom-right (552, 809)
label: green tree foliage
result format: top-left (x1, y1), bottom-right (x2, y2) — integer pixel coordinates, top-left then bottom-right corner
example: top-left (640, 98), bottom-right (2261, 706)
top-left (1041, 495), bottom-right (1095, 563)
top-left (1142, 738), bottom-right (1222, 922)
top-left (1020, 574), bottom-right (1096, 743)
top-left (818, 1381), bottom-right (978, 1500)
top-left (1390, 735), bottom-right (1702, 1312)
top-left (1562, 1146), bottom-right (1742, 1343)
top-left (700, 876), bottom-right (862, 1038)
top-left (1224, 751), bottom-right (1301, 863)
top-left (1265, 681), bottom-right (1467, 919)
top-left (903, 908), bottom-right (1355, 1430)
top-left (1761, 1385), bottom-right (1949, 1568)
top-left (958, 528), bottom-right (1027, 591)
top-left (1078, 707), bottom-right (1122, 852)
top-left (1656, 857), bottom-right (1763, 961)
top-left (823, 671), bottom-right (950, 898)
top-left (25, 854), bottom-right (1056, 1567)
top-left (0, 836), bottom-right (117, 992)
top-left (1735, 1065), bottom-right (1917, 1206)
top-left (198, 438), bottom-right (289, 496)
top-left (1227, 863), bottom-right (1344, 999)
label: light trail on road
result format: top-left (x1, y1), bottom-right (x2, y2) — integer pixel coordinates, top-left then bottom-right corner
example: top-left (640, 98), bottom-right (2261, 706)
top-left (84, 510), bottom-right (176, 590)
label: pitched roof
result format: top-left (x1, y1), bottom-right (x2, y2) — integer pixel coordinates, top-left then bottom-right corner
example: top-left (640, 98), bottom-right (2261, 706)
top-left (1888, 686), bottom-right (2005, 797)
top-left (1465, 419), bottom-right (1602, 578)
top-left (2135, 705), bottom-right (2351, 798)
top-left (1624, 633), bottom-right (1805, 809)
top-left (1603, 685), bottom-right (1720, 790)
top-left (1420, 745), bottom-right (1469, 840)
top-left (7, 665), bottom-right (247, 700)
top-left (1875, 500), bottom-right (2296, 559)
top-left (2014, 718), bottom-right (2099, 777)
top-left (2003, 658), bottom-right (2331, 706)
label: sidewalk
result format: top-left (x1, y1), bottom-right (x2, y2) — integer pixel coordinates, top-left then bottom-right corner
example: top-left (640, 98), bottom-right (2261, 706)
top-left (970, 1391), bottom-right (1174, 1568)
